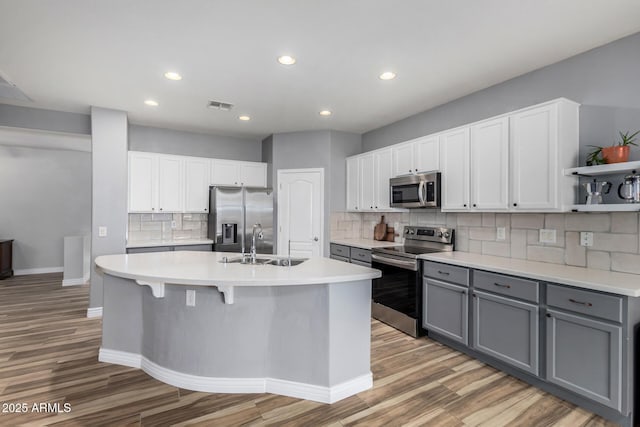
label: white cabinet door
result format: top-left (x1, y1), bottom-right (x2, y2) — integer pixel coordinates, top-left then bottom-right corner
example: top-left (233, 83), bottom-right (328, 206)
top-left (359, 154), bottom-right (375, 211)
top-left (157, 155), bottom-right (183, 212)
top-left (184, 157), bottom-right (210, 213)
top-left (414, 136), bottom-right (439, 173)
top-left (374, 148), bottom-right (393, 209)
top-left (511, 103), bottom-right (558, 210)
top-left (440, 128), bottom-right (470, 211)
top-left (241, 162), bottom-right (267, 187)
top-left (471, 118), bottom-right (509, 210)
top-left (392, 142), bottom-right (415, 177)
top-left (128, 152), bottom-right (156, 212)
top-left (211, 159), bottom-right (241, 186)
top-left (346, 156), bottom-right (359, 211)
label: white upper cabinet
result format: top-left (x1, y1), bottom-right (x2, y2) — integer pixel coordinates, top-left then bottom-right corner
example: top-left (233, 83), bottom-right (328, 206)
top-left (358, 153), bottom-right (375, 210)
top-left (210, 160), bottom-right (267, 187)
top-left (510, 100), bottom-right (579, 211)
top-left (374, 148), bottom-right (393, 210)
top-left (440, 128), bottom-right (470, 211)
top-left (184, 157), bottom-right (211, 213)
top-left (391, 136), bottom-right (440, 177)
top-left (346, 157), bottom-right (359, 210)
top-left (128, 152), bottom-right (156, 212)
top-left (392, 142), bottom-right (415, 176)
top-left (157, 155), bottom-right (184, 212)
top-left (470, 117), bottom-right (509, 210)
top-left (414, 136), bottom-right (440, 173)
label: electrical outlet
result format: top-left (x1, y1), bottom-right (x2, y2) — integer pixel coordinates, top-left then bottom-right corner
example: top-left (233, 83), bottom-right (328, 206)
top-left (580, 232), bottom-right (594, 247)
top-left (98, 226), bottom-right (107, 237)
top-left (539, 229), bottom-right (556, 244)
top-left (496, 227), bottom-right (506, 241)
top-left (186, 290), bottom-right (196, 307)
top-left (171, 220), bottom-right (177, 229)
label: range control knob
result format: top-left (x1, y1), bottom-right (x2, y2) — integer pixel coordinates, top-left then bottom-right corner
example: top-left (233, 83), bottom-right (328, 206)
top-left (408, 229), bottom-right (415, 235)
top-left (436, 231), bottom-right (443, 238)
top-left (405, 229), bottom-right (410, 234)
top-left (443, 232), bottom-right (451, 239)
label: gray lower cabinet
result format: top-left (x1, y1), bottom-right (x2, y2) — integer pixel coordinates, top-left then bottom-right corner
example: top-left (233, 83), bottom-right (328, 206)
top-left (329, 243), bottom-right (373, 267)
top-left (174, 244), bottom-right (213, 252)
top-left (423, 278), bottom-right (468, 345)
top-left (472, 290), bottom-right (539, 375)
top-left (127, 244), bottom-right (213, 254)
top-left (546, 308), bottom-right (622, 411)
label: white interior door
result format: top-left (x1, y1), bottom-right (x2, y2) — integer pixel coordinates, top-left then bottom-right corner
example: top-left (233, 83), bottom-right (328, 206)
top-left (277, 169), bottom-right (324, 258)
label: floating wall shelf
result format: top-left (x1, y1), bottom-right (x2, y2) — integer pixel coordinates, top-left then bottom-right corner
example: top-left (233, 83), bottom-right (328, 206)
top-left (564, 160), bottom-right (640, 177)
top-left (570, 204), bottom-right (640, 212)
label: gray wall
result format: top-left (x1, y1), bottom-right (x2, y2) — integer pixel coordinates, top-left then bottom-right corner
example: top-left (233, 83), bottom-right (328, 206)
top-left (0, 146), bottom-right (91, 271)
top-left (362, 31), bottom-right (640, 167)
top-left (129, 124), bottom-right (262, 161)
top-left (0, 103), bottom-right (91, 134)
top-left (261, 134), bottom-right (273, 187)
top-left (268, 130), bottom-right (361, 255)
top-left (90, 107), bottom-right (128, 308)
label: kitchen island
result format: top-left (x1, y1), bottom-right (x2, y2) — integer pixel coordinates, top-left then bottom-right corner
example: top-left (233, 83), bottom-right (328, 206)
top-left (94, 251), bottom-right (380, 403)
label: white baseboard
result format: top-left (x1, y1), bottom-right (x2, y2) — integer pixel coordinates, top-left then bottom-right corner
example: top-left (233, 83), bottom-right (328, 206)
top-left (98, 347), bottom-right (372, 403)
top-left (62, 277), bottom-right (89, 286)
top-left (86, 307), bottom-right (103, 318)
top-left (15, 266), bottom-right (63, 276)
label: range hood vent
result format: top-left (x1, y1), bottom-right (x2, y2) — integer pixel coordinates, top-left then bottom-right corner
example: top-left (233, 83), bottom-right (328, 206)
top-left (0, 71), bottom-right (32, 102)
top-left (207, 100), bottom-right (233, 111)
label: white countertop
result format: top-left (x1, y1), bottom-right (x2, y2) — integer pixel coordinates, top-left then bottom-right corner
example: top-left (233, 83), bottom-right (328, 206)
top-left (331, 238), bottom-right (403, 250)
top-left (420, 252), bottom-right (640, 297)
top-left (95, 251), bottom-right (380, 287)
top-left (126, 239), bottom-right (214, 249)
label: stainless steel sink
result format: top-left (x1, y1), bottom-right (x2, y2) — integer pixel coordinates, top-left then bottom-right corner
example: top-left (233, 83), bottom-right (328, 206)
top-left (267, 258), bottom-right (307, 267)
top-left (219, 256), bottom-right (307, 266)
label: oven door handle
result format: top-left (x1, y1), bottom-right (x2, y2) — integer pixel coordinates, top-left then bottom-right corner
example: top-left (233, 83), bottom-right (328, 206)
top-left (418, 180), bottom-right (426, 205)
top-left (371, 254), bottom-right (418, 271)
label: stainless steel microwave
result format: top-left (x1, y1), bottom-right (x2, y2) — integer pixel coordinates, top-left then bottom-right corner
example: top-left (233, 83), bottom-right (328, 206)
top-left (390, 172), bottom-right (441, 208)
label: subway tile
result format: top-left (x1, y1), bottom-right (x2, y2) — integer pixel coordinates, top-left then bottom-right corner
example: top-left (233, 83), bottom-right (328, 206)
top-left (495, 214), bottom-right (510, 228)
top-left (469, 227), bottom-right (496, 241)
top-left (611, 252), bottom-right (640, 274)
top-left (182, 221), bottom-right (201, 231)
top-left (173, 230), bottom-right (193, 240)
top-left (510, 229), bottom-right (527, 259)
top-left (564, 213), bottom-right (610, 232)
top-left (481, 213), bottom-right (495, 227)
top-left (457, 213), bottom-right (482, 227)
top-left (482, 241), bottom-right (510, 257)
top-left (564, 232), bottom-right (585, 267)
top-left (455, 227), bottom-right (469, 252)
top-left (592, 232), bottom-right (638, 253)
top-left (446, 213), bottom-right (458, 228)
top-left (128, 214), bottom-right (141, 231)
top-left (587, 250), bottom-right (611, 271)
top-left (511, 214), bottom-right (544, 229)
top-left (140, 213), bottom-right (153, 221)
top-left (435, 211), bottom-right (447, 225)
top-left (610, 212), bottom-right (638, 234)
top-left (526, 230), bottom-right (539, 245)
top-left (152, 213), bottom-right (173, 221)
top-left (140, 221), bottom-right (162, 231)
top-left (415, 211), bottom-right (436, 225)
top-left (468, 240), bottom-right (482, 254)
top-left (526, 246), bottom-right (565, 265)
top-left (544, 214), bottom-right (565, 231)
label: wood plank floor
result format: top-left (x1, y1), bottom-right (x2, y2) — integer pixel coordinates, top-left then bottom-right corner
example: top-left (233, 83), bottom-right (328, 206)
top-left (0, 273), bottom-right (619, 426)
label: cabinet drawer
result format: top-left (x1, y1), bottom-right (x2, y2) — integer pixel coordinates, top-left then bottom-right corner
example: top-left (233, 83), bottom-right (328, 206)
top-left (351, 259), bottom-right (371, 267)
top-left (547, 284), bottom-right (622, 323)
top-left (127, 246), bottom-right (173, 254)
top-left (330, 244), bottom-right (350, 257)
top-left (330, 254), bottom-right (350, 263)
top-left (350, 247), bottom-right (372, 264)
top-left (474, 270), bottom-right (539, 303)
top-left (174, 244), bottom-right (213, 252)
top-left (423, 261), bottom-right (469, 287)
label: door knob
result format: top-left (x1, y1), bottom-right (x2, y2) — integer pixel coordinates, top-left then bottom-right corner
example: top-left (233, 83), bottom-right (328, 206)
top-left (313, 237), bottom-right (319, 241)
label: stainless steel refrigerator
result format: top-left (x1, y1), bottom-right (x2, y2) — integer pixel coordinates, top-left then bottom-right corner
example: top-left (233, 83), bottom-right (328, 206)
top-left (208, 186), bottom-right (274, 254)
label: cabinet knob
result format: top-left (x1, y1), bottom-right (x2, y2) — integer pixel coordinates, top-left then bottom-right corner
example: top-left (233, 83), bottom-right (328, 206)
top-left (159, 208), bottom-right (163, 211)
top-left (513, 203), bottom-right (518, 207)
top-left (463, 204), bottom-right (467, 207)
top-left (473, 204), bottom-right (477, 207)
top-left (415, 168), bottom-right (418, 172)
top-left (375, 206), bottom-right (378, 209)
top-left (152, 207), bottom-right (155, 211)
top-left (408, 169), bottom-right (411, 172)
top-left (204, 209), bottom-right (207, 212)
top-left (370, 206), bottom-right (373, 209)
top-left (546, 313), bottom-right (551, 318)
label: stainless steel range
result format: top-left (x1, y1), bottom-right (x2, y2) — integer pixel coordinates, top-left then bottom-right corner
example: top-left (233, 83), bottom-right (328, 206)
top-left (371, 226), bottom-right (454, 337)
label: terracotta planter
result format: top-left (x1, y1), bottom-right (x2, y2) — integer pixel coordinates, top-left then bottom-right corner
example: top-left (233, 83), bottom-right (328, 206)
top-left (602, 145), bottom-right (630, 164)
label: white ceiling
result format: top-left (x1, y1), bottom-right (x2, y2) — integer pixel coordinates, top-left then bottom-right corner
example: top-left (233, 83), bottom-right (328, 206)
top-left (1, 0), bottom-right (640, 139)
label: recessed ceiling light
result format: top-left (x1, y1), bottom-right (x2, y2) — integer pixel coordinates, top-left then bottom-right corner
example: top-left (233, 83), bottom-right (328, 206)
top-left (144, 99), bottom-right (159, 106)
top-left (379, 71), bottom-right (396, 80)
top-left (164, 71), bottom-right (182, 81)
top-left (277, 55), bottom-right (296, 65)
top-left (238, 115), bottom-right (251, 121)
top-left (319, 110), bottom-right (332, 116)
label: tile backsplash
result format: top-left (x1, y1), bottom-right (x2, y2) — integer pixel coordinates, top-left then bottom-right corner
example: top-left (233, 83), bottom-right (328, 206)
top-left (331, 211), bottom-right (640, 275)
top-left (128, 213), bottom-right (208, 242)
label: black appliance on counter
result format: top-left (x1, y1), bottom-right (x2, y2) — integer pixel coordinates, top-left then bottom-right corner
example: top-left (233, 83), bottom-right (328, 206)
top-left (371, 226), bottom-right (454, 337)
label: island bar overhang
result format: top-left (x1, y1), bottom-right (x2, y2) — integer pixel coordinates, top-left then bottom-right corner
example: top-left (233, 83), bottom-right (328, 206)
top-left (95, 252), bottom-right (379, 403)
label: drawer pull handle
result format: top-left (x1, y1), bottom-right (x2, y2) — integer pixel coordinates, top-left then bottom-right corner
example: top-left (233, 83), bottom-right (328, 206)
top-left (493, 282), bottom-right (511, 289)
top-left (437, 270), bottom-right (450, 275)
top-left (569, 298), bottom-right (592, 307)
top-left (359, 254), bottom-right (365, 257)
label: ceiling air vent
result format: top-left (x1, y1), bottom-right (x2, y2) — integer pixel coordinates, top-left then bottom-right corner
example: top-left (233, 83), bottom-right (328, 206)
top-left (0, 71), bottom-right (32, 102)
top-left (207, 100), bottom-right (233, 111)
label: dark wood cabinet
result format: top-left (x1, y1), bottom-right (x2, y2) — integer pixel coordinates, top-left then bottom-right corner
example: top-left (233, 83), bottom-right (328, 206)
top-left (0, 239), bottom-right (14, 279)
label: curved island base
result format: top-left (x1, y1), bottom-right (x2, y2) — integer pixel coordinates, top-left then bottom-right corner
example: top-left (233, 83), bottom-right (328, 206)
top-left (96, 252), bottom-right (379, 403)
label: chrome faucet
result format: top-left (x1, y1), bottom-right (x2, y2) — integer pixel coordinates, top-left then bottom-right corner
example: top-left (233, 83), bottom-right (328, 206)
top-left (250, 223), bottom-right (263, 264)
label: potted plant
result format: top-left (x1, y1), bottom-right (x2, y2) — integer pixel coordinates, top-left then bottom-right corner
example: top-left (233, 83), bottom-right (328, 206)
top-left (586, 130), bottom-right (639, 165)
